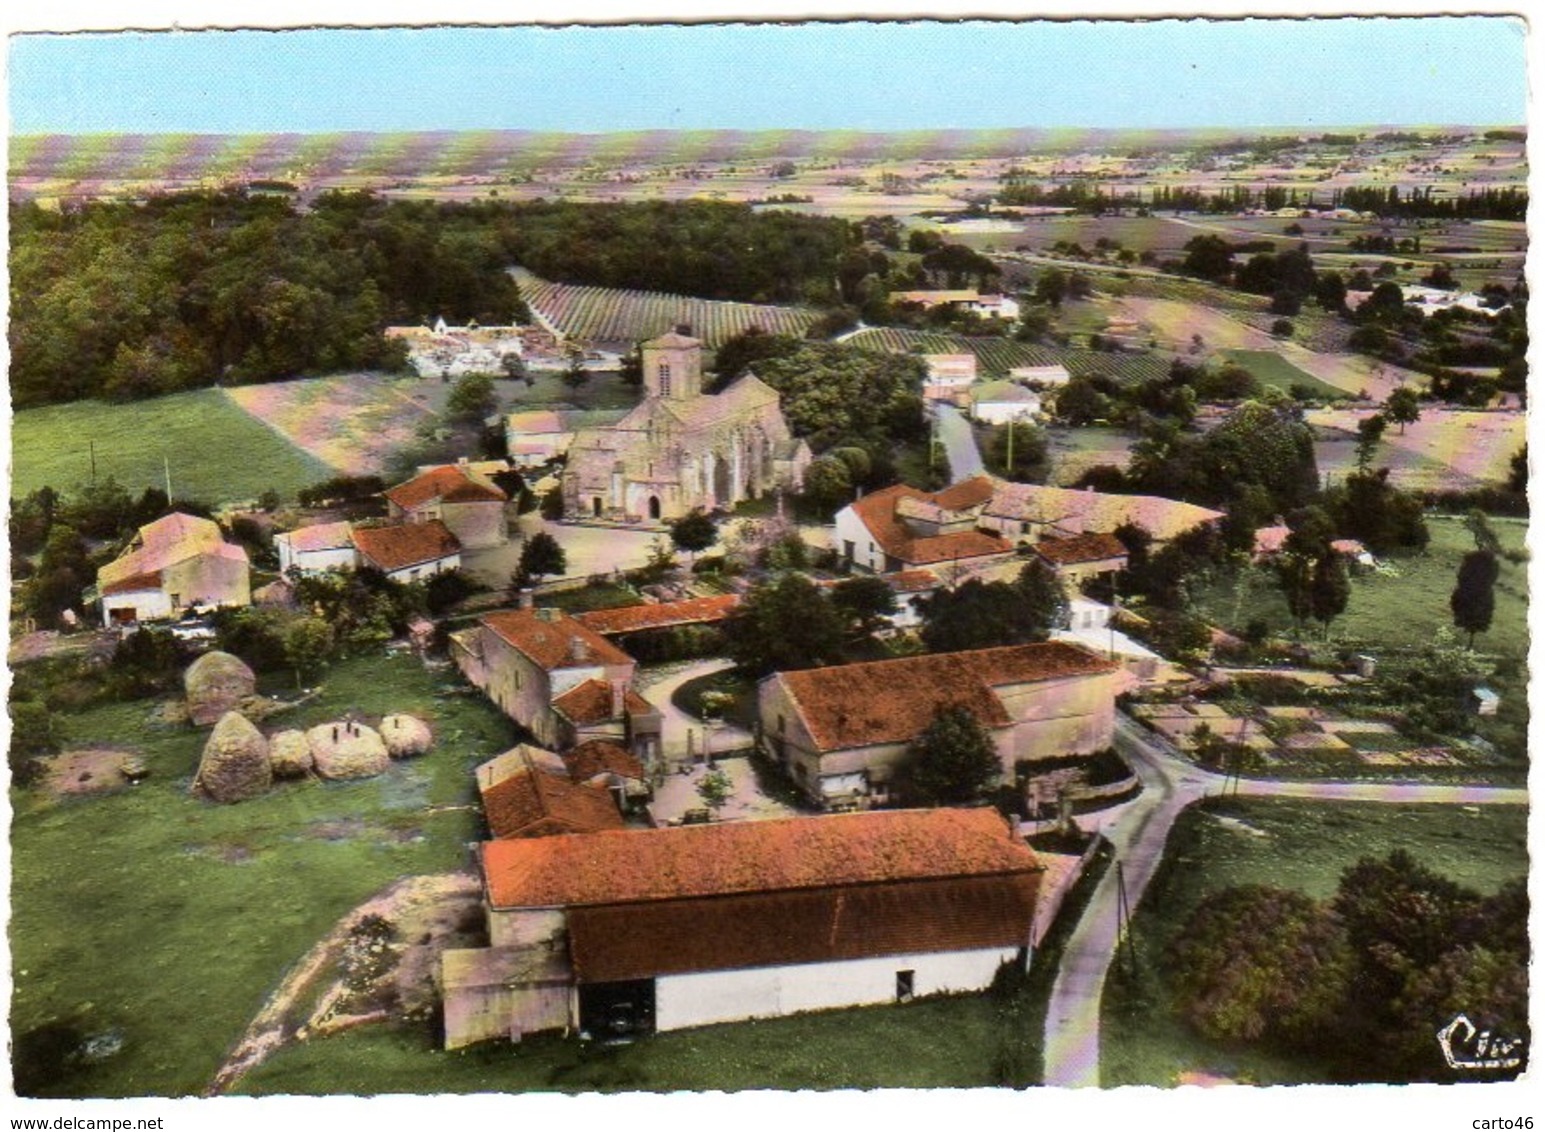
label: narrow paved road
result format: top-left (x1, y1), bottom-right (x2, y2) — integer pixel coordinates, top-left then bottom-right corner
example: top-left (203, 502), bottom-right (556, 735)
top-left (931, 401), bottom-right (985, 480)
top-left (1041, 713), bottom-right (1527, 1087)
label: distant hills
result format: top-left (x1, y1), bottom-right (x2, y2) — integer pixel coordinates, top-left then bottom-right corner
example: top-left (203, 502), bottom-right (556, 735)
top-left (9, 125), bottom-right (1522, 184)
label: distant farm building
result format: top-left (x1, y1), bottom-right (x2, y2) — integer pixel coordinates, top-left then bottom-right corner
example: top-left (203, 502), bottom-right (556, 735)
top-left (921, 353), bottom-right (978, 403)
top-left (350, 520), bottom-right (463, 583)
top-left (834, 476), bottom-right (1014, 578)
top-left (1032, 532), bottom-right (1129, 587)
top-left (385, 463), bottom-right (509, 549)
top-left (970, 380), bottom-right (1043, 425)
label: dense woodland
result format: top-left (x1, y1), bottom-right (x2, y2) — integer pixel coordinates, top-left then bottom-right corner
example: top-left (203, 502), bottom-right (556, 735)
top-left (9, 192), bottom-right (872, 408)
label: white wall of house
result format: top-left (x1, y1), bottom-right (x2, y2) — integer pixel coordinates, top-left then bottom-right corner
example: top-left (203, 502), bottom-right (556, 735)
top-left (654, 946), bottom-right (1020, 1032)
top-left (833, 506), bottom-right (887, 572)
top-left (101, 588), bottom-right (173, 627)
top-left (276, 543), bottom-right (359, 575)
top-left (382, 552), bottom-right (462, 584)
top-left (972, 398), bottom-right (1042, 425)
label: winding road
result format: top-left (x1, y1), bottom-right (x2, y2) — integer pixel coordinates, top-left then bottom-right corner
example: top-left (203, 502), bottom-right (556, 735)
top-left (1041, 712), bottom-right (1527, 1088)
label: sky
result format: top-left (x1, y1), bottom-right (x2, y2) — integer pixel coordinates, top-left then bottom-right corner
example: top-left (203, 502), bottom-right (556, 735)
top-left (6, 14), bottom-right (1529, 135)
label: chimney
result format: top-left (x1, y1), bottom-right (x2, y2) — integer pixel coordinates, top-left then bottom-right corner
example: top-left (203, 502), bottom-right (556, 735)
top-left (518, 588), bottom-right (534, 610)
top-left (611, 680), bottom-right (626, 718)
top-left (569, 636), bottom-right (588, 663)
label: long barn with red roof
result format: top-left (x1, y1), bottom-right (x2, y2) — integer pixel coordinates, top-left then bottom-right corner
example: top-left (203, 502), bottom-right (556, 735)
top-left (440, 807), bottom-right (1046, 1048)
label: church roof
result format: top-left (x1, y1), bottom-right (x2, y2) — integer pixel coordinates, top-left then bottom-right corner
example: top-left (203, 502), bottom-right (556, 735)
top-left (653, 372), bottom-right (780, 430)
top-left (643, 331), bottom-right (702, 349)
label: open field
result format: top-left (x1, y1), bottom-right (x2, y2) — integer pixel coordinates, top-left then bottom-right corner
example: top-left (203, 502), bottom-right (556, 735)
top-left (1102, 798), bottom-right (1528, 1087)
top-left (224, 370), bottom-right (638, 478)
top-left (8, 651), bottom-right (520, 1098)
top-left (1220, 349), bottom-right (1350, 400)
top-left (11, 390), bottom-right (336, 505)
top-left (1309, 406), bottom-right (1525, 493)
top-left (1192, 516), bottom-right (1528, 658)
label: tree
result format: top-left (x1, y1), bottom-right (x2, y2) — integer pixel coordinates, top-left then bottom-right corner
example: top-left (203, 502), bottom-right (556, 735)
top-left (668, 508), bottom-right (718, 563)
top-left (1033, 268), bottom-right (1067, 308)
top-left (446, 372), bottom-right (497, 420)
top-left (1354, 412), bottom-right (1387, 472)
top-left (1508, 445), bottom-right (1527, 494)
top-left (1180, 234), bottom-right (1235, 283)
top-left (1385, 386), bottom-right (1421, 434)
top-left (904, 706), bottom-right (1001, 806)
top-left (561, 354), bottom-right (589, 390)
top-left (1166, 885), bottom-right (1352, 1047)
top-left (1015, 559), bottom-right (1069, 633)
top-left (983, 421), bottom-right (1048, 482)
top-left (831, 574), bottom-right (898, 637)
top-left (1462, 509), bottom-right (1503, 557)
top-left (500, 352), bottom-right (527, 384)
top-left (1450, 549), bottom-right (1500, 646)
top-left (696, 769), bottom-right (732, 814)
top-left (920, 578), bottom-right (1051, 653)
top-left (513, 531), bottom-right (567, 587)
top-left (283, 616), bottom-right (335, 686)
top-left (801, 454), bottom-right (855, 515)
top-left (723, 573), bottom-right (845, 675)
top-left (1053, 377), bottom-right (1110, 426)
top-left (1308, 552), bottom-right (1350, 639)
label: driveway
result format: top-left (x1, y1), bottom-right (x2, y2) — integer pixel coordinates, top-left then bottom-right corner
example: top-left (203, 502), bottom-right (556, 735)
top-left (1041, 712), bottom-right (1527, 1088)
top-left (931, 402), bottom-right (986, 480)
top-left (636, 658), bottom-right (755, 765)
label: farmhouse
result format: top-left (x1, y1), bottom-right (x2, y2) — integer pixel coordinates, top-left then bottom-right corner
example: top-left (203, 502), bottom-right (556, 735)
top-left (439, 807), bottom-right (1045, 1048)
top-left (834, 477), bottom-right (1014, 578)
top-left (1007, 364), bottom-right (1072, 388)
top-left (921, 353), bottom-right (978, 403)
top-left (274, 520), bottom-right (356, 575)
top-left (450, 607), bottom-right (662, 760)
top-left (505, 408), bottom-right (629, 468)
top-left (979, 481), bottom-right (1224, 547)
top-left (1033, 532), bottom-right (1129, 587)
top-left (561, 331), bottom-right (810, 522)
top-left (476, 745), bottom-right (626, 840)
top-left (350, 521), bottom-right (463, 582)
top-left (891, 289), bottom-right (1020, 321)
top-left (970, 380), bottom-right (1043, 424)
top-left (759, 642), bottom-right (1120, 810)
top-left (97, 512), bottom-right (251, 627)
top-left (385, 462), bottom-right (509, 549)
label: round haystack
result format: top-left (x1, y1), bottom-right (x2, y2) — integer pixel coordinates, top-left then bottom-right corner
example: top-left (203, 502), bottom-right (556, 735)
top-left (268, 729), bottom-right (314, 779)
top-left (184, 651), bottom-right (257, 727)
top-left (192, 711), bottom-right (272, 803)
top-left (381, 714), bottom-right (433, 759)
top-left (308, 721), bottom-right (390, 781)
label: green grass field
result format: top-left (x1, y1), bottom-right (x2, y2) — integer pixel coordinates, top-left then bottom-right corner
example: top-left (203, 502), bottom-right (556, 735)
top-left (1219, 349), bottom-right (1350, 400)
top-left (9, 652), bottom-right (520, 1098)
top-left (1101, 798), bottom-right (1529, 1087)
top-left (12, 389), bottom-right (335, 504)
top-left (1192, 516), bottom-right (1528, 658)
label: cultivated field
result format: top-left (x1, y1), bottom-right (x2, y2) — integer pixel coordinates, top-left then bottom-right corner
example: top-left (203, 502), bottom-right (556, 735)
top-left (1220, 349), bottom-right (1350, 401)
top-left (513, 267), bottom-right (824, 347)
top-left (11, 390), bottom-right (334, 504)
top-left (1307, 406), bottom-right (1525, 493)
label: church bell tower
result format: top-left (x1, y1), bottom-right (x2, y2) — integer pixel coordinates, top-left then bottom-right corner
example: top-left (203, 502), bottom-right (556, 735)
top-left (642, 327), bottom-right (704, 401)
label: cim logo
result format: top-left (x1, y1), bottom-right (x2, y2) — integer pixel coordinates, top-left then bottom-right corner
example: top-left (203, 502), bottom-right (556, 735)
top-left (1437, 1013), bottom-right (1525, 1072)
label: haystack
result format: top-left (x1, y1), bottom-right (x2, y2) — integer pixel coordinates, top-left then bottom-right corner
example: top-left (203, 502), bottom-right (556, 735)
top-left (308, 721), bottom-right (390, 780)
top-left (381, 714), bottom-right (433, 759)
top-left (184, 651), bottom-right (257, 727)
top-left (192, 711), bottom-right (272, 802)
top-left (268, 729), bottom-right (315, 778)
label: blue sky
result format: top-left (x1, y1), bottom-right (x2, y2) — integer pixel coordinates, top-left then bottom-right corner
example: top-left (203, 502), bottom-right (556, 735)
top-left (8, 16), bottom-right (1528, 134)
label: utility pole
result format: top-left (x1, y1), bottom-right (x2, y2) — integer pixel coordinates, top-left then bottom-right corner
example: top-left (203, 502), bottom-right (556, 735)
top-left (1115, 859), bottom-right (1137, 979)
top-left (89, 440), bottom-right (97, 484)
top-left (164, 456), bottom-right (173, 503)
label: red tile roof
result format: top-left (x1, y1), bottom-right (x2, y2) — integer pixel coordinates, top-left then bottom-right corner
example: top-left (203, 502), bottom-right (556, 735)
top-left (351, 520), bottom-right (462, 573)
top-left (276, 520), bottom-right (354, 553)
top-left (480, 609), bottom-right (633, 670)
top-left (1033, 532), bottom-right (1129, 567)
top-left (884, 569), bottom-right (942, 594)
top-left (482, 807), bottom-right (1037, 909)
top-left (100, 570), bottom-right (164, 596)
top-left (385, 464), bottom-right (507, 511)
top-left (481, 768), bottom-right (624, 839)
top-left (98, 512), bottom-right (248, 590)
top-left (568, 872), bottom-right (1040, 983)
top-left (563, 740), bottom-right (647, 783)
top-left (848, 482), bottom-right (1012, 568)
top-left (552, 679), bottom-right (655, 726)
top-left (575, 594), bottom-right (740, 636)
top-left (776, 643), bottom-right (1118, 753)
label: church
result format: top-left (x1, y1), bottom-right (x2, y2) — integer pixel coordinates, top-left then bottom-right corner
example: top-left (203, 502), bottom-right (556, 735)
top-left (561, 331), bottom-right (811, 522)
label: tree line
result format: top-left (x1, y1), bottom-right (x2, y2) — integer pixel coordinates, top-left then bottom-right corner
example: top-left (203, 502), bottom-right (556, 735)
top-left (9, 191), bottom-right (878, 408)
